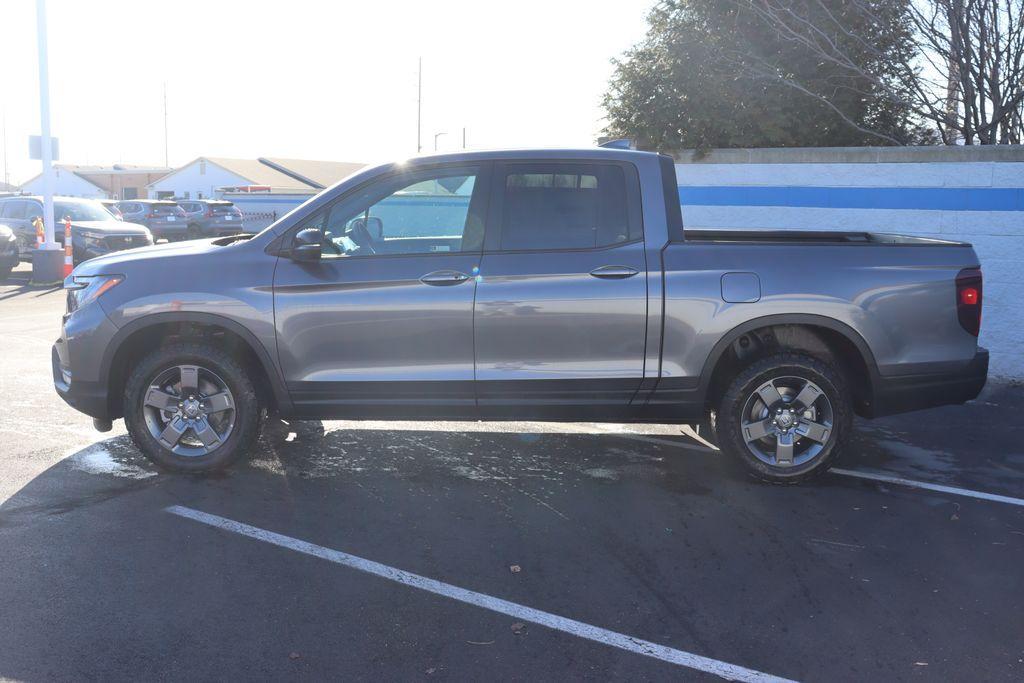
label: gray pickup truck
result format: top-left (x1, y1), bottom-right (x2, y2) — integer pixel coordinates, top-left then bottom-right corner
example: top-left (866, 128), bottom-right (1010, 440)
top-left (53, 148), bottom-right (987, 482)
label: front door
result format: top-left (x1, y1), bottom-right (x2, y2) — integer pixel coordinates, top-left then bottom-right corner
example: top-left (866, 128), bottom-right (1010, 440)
top-left (474, 161), bottom-right (648, 419)
top-left (273, 163), bottom-right (490, 418)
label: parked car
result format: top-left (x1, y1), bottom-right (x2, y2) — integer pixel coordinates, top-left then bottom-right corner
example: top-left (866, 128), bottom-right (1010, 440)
top-left (53, 148), bottom-right (987, 480)
top-left (0, 195), bottom-right (152, 264)
top-left (99, 199), bottom-right (123, 220)
top-left (0, 223), bottom-right (18, 281)
top-left (116, 199), bottom-right (188, 241)
top-left (177, 199), bottom-right (245, 238)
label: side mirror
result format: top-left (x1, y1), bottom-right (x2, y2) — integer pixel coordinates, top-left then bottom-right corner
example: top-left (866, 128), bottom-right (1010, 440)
top-left (290, 228), bottom-right (323, 262)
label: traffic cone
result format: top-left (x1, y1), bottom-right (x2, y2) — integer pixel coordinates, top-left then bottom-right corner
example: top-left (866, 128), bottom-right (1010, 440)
top-left (63, 217), bottom-right (73, 277)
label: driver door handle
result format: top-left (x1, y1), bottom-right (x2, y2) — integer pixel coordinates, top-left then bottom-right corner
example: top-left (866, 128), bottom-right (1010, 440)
top-left (589, 265), bottom-right (640, 279)
top-left (420, 270), bottom-right (471, 286)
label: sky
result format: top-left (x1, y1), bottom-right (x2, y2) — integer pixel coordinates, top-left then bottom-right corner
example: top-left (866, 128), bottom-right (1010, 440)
top-left (0, 0), bottom-right (654, 185)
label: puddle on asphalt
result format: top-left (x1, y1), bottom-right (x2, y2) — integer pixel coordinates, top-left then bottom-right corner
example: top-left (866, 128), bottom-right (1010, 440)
top-left (69, 441), bottom-right (158, 480)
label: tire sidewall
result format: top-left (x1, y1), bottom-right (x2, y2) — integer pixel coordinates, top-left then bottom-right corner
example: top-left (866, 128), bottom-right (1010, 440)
top-left (124, 343), bottom-right (260, 472)
top-left (718, 354), bottom-right (851, 483)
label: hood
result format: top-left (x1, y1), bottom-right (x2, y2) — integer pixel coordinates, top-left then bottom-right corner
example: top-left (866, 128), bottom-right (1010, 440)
top-left (71, 220), bottom-right (150, 235)
top-left (73, 236), bottom-right (223, 275)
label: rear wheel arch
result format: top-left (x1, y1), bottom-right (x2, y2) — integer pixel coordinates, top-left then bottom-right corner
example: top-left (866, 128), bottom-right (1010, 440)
top-left (102, 313), bottom-right (291, 419)
top-left (700, 314), bottom-right (879, 417)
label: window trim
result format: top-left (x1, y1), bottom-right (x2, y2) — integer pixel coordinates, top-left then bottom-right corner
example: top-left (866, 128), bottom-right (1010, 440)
top-left (279, 162), bottom-right (493, 261)
top-left (482, 160), bottom-right (644, 255)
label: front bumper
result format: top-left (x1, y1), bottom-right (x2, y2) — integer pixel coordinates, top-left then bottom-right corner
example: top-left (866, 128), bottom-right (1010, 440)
top-left (870, 348), bottom-right (989, 418)
top-left (52, 302), bottom-right (120, 420)
top-left (0, 239), bottom-right (17, 269)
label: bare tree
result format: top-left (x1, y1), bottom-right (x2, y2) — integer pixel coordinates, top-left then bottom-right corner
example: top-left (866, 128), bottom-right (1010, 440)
top-left (743, 0), bottom-right (1024, 144)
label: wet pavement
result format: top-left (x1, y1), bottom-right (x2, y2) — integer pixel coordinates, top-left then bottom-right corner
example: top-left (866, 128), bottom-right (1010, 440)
top-left (1, 266), bottom-right (1022, 681)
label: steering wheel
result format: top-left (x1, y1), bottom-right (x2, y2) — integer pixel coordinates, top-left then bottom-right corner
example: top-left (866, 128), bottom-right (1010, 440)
top-left (319, 232), bottom-right (344, 256)
top-left (347, 218), bottom-right (378, 255)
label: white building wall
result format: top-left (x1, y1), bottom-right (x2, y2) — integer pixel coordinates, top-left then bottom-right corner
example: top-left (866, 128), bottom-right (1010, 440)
top-left (674, 151), bottom-right (1024, 379)
top-left (222, 192), bottom-right (316, 232)
top-left (147, 161), bottom-right (250, 200)
top-left (21, 169), bottom-right (106, 198)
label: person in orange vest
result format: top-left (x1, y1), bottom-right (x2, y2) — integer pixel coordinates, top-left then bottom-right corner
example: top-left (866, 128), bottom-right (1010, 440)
top-left (32, 215), bottom-right (45, 248)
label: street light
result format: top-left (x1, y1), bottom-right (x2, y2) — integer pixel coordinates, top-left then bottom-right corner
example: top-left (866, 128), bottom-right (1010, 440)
top-left (433, 132), bottom-right (447, 151)
top-left (32, 0), bottom-right (62, 284)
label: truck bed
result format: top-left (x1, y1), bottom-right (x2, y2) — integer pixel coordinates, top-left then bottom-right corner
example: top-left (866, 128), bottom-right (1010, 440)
top-left (683, 229), bottom-right (970, 247)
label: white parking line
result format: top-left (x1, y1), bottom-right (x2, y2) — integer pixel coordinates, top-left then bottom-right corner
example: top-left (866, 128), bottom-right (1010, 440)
top-left (166, 505), bottom-right (795, 683)
top-left (830, 468), bottom-right (1024, 507)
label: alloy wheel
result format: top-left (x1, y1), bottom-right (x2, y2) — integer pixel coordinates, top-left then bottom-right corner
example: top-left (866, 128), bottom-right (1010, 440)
top-left (141, 365), bottom-right (236, 457)
top-left (739, 375), bottom-right (834, 467)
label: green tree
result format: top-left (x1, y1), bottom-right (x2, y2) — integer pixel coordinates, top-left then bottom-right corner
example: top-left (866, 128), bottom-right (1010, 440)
top-left (603, 0), bottom-right (934, 149)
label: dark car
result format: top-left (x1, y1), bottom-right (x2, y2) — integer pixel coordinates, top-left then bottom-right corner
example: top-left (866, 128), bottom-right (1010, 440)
top-left (0, 223), bottom-right (18, 280)
top-left (0, 195), bottom-right (152, 264)
top-left (116, 199), bottom-right (188, 241)
top-left (177, 199), bottom-right (245, 238)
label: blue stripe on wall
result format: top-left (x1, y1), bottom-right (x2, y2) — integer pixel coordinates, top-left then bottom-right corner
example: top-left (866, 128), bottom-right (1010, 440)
top-left (678, 186), bottom-right (1024, 211)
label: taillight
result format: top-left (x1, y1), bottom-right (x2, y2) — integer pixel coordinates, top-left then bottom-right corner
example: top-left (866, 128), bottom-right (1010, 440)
top-left (205, 209), bottom-right (214, 218)
top-left (956, 268), bottom-right (983, 336)
top-left (146, 212), bottom-right (155, 219)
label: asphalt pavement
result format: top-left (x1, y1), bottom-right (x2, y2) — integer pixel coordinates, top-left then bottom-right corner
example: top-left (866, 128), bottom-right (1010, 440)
top-left (1, 262), bottom-right (1022, 682)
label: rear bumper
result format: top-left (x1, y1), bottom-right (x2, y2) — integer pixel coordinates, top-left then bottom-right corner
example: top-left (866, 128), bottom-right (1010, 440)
top-left (150, 223), bottom-right (188, 238)
top-left (870, 348), bottom-right (988, 418)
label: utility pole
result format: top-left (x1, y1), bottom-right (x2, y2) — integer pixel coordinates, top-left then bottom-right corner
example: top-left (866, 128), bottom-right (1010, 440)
top-left (33, 0), bottom-right (62, 283)
top-left (163, 82), bottom-right (169, 167)
top-left (434, 132), bottom-right (446, 151)
top-left (462, 127), bottom-right (466, 149)
top-left (416, 57), bottom-right (422, 154)
top-left (2, 107), bottom-right (8, 188)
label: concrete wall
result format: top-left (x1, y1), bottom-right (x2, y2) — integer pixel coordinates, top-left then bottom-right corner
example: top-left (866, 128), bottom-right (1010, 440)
top-left (673, 145), bottom-right (1024, 379)
top-left (148, 161), bottom-right (250, 200)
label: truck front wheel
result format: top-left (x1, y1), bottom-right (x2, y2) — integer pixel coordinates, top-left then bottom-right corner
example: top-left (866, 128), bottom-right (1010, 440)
top-left (124, 341), bottom-right (262, 472)
top-left (716, 352), bottom-right (851, 483)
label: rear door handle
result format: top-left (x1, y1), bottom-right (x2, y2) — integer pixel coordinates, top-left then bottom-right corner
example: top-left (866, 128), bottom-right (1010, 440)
top-left (589, 265), bottom-right (640, 279)
top-left (420, 270), bottom-right (471, 286)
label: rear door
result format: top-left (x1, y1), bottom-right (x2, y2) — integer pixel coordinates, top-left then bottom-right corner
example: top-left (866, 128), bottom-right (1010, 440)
top-left (272, 163), bottom-right (491, 417)
top-left (473, 161), bottom-right (648, 418)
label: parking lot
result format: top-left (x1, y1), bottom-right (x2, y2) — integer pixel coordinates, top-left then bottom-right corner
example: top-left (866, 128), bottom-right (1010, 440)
top-left (1, 262), bottom-right (1022, 682)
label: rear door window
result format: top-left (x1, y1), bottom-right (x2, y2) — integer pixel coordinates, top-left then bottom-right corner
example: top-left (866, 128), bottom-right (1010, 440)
top-left (495, 163), bottom-right (637, 251)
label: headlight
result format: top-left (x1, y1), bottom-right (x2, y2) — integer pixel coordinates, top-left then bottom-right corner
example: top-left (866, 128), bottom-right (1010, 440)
top-left (76, 230), bottom-right (107, 250)
top-left (0, 224), bottom-right (14, 242)
top-left (64, 274), bottom-right (123, 313)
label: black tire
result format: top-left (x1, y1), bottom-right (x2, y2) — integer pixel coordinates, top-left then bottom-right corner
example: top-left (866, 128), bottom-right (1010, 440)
top-left (187, 224), bottom-right (201, 240)
top-left (716, 352), bottom-right (851, 484)
top-left (124, 341), bottom-right (262, 472)
top-left (0, 265), bottom-right (11, 282)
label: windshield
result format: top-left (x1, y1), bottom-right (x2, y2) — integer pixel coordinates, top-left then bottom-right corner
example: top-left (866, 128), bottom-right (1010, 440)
top-left (54, 200), bottom-right (114, 223)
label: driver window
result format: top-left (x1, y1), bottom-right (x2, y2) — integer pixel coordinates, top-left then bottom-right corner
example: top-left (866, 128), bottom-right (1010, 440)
top-left (300, 167), bottom-right (481, 258)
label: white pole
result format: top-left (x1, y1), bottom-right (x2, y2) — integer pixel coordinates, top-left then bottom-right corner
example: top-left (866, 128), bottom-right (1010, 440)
top-left (36, 0), bottom-right (56, 247)
top-left (163, 81), bottom-right (168, 167)
top-left (416, 57), bottom-right (422, 154)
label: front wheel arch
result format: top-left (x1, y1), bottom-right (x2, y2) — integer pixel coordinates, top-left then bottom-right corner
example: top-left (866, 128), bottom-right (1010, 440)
top-left (103, 313), bottom-right (291, 419)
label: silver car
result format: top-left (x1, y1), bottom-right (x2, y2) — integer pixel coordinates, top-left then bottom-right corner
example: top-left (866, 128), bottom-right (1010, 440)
top-left (53, 148), bottom-right (987, 482)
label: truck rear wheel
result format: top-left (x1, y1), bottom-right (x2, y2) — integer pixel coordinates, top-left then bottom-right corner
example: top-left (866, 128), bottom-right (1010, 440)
top-left (716, 352), bottom-right (851, 483)
top-left (124, 341), bottom-right (262, 473)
